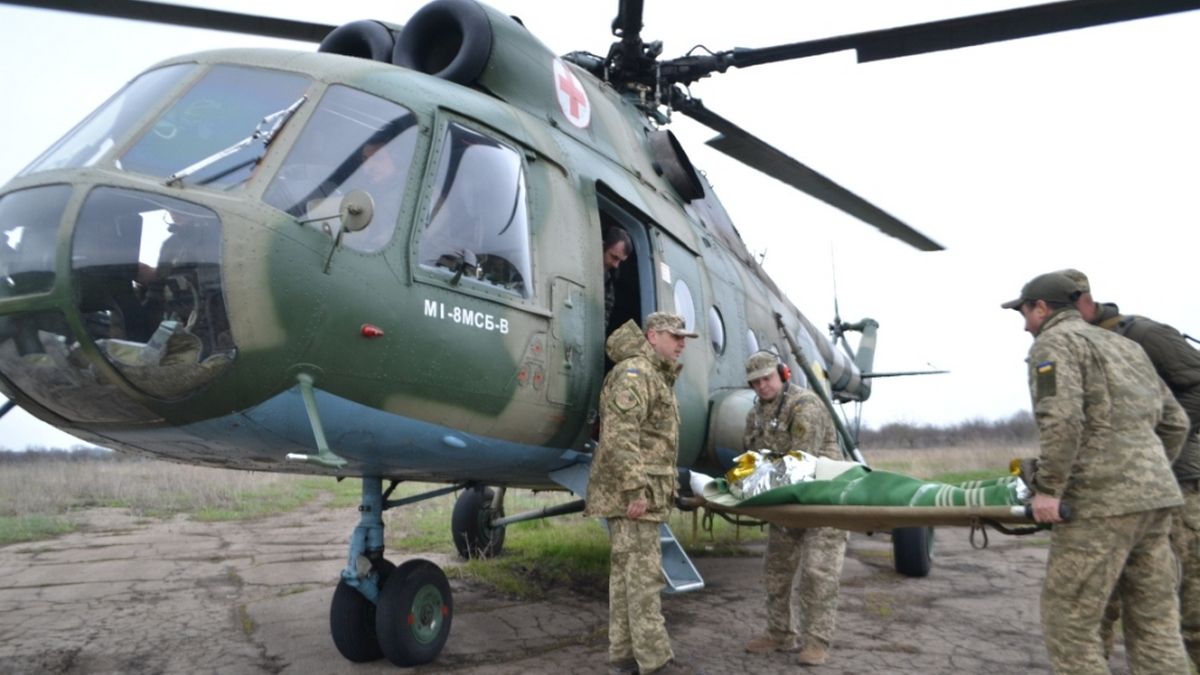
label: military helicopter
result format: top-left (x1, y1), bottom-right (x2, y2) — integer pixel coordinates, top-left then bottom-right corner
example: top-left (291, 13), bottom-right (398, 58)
top-left (1, 0), bottom-right (1197, 667)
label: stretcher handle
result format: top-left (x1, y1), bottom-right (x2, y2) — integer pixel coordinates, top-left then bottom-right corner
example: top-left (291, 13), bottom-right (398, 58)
top-left (1021, 501), bottom-right (1073, 522)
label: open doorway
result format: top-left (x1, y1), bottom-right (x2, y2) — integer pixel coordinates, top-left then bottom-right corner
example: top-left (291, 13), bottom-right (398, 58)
top-left (597, 192), bottom-right (654, 343)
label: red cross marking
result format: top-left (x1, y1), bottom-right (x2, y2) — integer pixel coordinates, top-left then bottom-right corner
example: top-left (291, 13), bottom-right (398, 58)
top-left (558, 72), bottom-right (586, 118)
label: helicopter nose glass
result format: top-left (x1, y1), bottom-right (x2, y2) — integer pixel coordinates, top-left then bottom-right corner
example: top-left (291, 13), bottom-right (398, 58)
top-left (0, 188), bottom-right (161, 423)
top-left (71, 188), bottom-right (235, 400)
top-left (118, 65), bottom-right (310, 190)
top-left (0, 185), bottom-right (73, 296)
top-left (263, 85), bottom-right (418, 253)
top-left (20, 64), bottom-right (195, 178)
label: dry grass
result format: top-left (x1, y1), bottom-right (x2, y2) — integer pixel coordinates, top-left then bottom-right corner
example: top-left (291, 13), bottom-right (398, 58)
top-left (860, 443), bottom-right (1036, 481)
top-left (0, 459), bottom-right (297, 518)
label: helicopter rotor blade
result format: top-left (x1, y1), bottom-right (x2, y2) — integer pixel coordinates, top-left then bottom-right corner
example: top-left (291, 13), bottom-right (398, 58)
top-left (0, 0), bottom-right (335, 42)
top-left (676, 99), bottom-right (944, 252)
top-left (660, 0), bottom-right (1200, 85)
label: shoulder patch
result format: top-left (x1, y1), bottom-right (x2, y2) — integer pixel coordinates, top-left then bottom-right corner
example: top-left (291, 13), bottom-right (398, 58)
top-left (1036, 360), bottom-right (1056, 399)
top-left (613, 388), bottom-right (640, 413)
top-left (624, 368), bottom-right (641, 379)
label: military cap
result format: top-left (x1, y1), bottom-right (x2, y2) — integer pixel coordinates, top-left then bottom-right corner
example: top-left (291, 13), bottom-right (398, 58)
top-left (745, 351), bottom-right (781, 381)
top-left (1000, 272), bottom-right (1082, 310)
top-left (1056, 268), bottom-right (1090, 294)
top-left (645, 311), bottom-right (699, 337)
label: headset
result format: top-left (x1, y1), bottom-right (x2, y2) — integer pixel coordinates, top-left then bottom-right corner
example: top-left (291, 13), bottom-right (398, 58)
top-left (748, 350), bottom-right (791, 384)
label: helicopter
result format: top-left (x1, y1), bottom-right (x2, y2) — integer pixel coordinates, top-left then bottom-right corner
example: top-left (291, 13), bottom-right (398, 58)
top-left (1, 0), bottom-right (1198, 668)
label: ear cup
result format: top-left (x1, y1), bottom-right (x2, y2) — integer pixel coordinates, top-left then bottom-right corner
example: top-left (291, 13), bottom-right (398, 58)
top-left (778, 363), bottom-right (791, 383)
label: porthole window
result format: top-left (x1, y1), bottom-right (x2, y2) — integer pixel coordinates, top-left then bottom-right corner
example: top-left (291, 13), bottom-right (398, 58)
top-left (746, 329), bottom-right (759, 355)
top-left (673, 279), bottom-right (696, 332)
top-left (708, 306), bottom-right (725, 354)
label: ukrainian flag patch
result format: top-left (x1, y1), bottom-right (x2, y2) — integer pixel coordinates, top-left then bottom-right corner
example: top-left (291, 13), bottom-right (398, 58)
top-left (1036, 360), bottom-right (1056, 399)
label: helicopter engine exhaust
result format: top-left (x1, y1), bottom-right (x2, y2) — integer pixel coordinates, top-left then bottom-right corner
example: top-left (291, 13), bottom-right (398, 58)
top-left (393, 0), bottom-right (494, 85)
top-left (318, 20), bottom-right (400, 63)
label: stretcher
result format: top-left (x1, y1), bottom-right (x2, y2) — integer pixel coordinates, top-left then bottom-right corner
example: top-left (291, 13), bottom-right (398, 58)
top-left (690, 500), bottom-right (1041, 534)
top-left (682, 460), bottom-right (1053, 534)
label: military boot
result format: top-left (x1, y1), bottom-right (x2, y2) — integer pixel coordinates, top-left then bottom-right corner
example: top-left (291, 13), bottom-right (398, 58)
top-left (644, 658), bottom-right (702, 674)
top-left (609, 657), bottom-right (638, 674)
top-left (796, 639), bottom-right (829, 666)
top-left (744, 634), bottom-right (798, 653)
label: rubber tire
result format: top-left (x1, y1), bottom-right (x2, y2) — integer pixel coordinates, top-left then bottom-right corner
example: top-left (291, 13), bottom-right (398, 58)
top-left (451, 486), bottom-right (506, 559)
top-left (375, 559), bottom-right (453, 667)
top-left (893, 526), bottom-right (935, 578)
top-left (393, 0), bottom-right (493, 84)
top-left (329, 558), bottom-right (396, 662)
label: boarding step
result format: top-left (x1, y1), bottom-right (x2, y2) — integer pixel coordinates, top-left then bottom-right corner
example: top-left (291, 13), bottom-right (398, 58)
top-left (659, 522), bottom-right (704, 593)
top-left (547, 459), bottom-right (703, 594)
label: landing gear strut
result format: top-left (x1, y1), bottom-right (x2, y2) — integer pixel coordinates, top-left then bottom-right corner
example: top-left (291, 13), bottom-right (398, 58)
top-left (329, 477), bottom-right (455, 667)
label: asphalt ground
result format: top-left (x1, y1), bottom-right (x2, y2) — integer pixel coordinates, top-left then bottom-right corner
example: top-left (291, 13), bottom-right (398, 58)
top-left (0, 499), bottom-right (1135, 674)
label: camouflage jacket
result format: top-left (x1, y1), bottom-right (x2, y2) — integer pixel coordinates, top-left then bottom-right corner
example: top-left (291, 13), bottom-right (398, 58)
top-left (1028, 310), bottom-right (1187, 517)
top-left (1095, 302), bottom-right (1200, 481)
top-left (743, 383), bottom-right (840, 460)
top-left (583, 319), bottom-right (682, 521)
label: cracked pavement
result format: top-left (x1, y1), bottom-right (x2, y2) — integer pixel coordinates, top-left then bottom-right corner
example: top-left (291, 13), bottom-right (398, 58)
top-left (0, 502), bottom-right (1135, 674)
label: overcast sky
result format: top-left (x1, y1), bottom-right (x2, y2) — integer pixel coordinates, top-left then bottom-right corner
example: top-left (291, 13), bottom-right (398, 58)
top-left (0, 1), bottom-right (1197, 449)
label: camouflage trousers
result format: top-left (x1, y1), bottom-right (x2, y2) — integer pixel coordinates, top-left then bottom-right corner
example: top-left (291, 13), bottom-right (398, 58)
top-left (763, 524), bottom-right (848, 647)
top-left (1099, 485), bottom-right (1200, 667)
top-left (1175, 484), bottom-right (1200, 667)
top-left (1042, 508), bottom-right (1187, 675)
top-left (607, 518), bottom-right (673, 672)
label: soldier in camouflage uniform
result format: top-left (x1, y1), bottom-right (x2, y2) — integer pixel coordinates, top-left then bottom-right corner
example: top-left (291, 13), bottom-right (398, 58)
top-left (1003, 272), bottom-right (1191, 674)
top-left (584, 311), bottom-right (697, 675)
top-left (1060, 268), bottom-right (1200, 667)
top-left (740, 351), bottom-right (847, 667)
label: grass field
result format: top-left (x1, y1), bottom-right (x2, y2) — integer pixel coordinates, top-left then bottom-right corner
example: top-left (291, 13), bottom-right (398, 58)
top-left (862, 442), bottom-right (1029, 482)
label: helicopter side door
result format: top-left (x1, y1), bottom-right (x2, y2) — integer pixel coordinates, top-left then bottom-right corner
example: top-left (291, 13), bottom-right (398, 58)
top-left (407, 114), bottom-right (594, 448)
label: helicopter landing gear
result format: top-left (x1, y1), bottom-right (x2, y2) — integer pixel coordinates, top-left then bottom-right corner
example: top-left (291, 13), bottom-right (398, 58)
top-left (451, 485), bottom-right (506, 559)
top-left (892, 526), bottom-right (935, 578)
top-left (330, 557), bottom-right (395, 662)
top-left (376, 559), bottom-right (453, 666)
top-left (330, 476), bottom-right (456, 667)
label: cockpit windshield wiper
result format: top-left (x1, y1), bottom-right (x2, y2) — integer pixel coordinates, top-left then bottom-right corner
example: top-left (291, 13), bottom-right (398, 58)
top-left (166, 96), bottom-right (307, 187)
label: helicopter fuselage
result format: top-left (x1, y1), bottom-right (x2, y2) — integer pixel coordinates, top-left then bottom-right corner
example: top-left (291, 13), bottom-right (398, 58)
top-left (0, 24), bottom-right (868, 487)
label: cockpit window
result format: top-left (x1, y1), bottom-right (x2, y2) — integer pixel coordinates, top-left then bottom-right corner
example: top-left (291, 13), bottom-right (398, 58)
top-left (0, 185), bottom-right (73, 297)
top-left (119, 65), bottom-right (310, 190)
top-left (418, 123), bottom-right (532, 299)
top-left (71, 188), bottom-right (235, 400)
top-left (20, 64), bottom-right (196, 178)
top-left (263, 85), bottom-right (419, 252)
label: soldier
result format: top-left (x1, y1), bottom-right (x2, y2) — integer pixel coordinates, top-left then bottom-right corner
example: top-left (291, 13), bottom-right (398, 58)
top-left (740, 351), bottom-right (848, 667)
top-left (1002, 271), bottom-right (1190, 673)
top-left (1060, 268), bottom-right (1200, 667)
top-left (602, 227), bottom-right (632, 331)
top-left (584, 311), bottom-right (698, 675)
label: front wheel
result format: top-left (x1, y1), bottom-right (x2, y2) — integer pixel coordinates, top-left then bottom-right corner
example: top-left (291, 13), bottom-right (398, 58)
top-left (892, 526), bottom-right (934, 578)
top-left (375, 559), bottom-right (453, 667)
top-left (330, 558), bottom-right (395, 662)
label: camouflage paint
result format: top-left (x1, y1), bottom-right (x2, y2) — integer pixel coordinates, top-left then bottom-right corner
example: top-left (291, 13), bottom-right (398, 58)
top-left (0, 7), bottom-right (872, 483)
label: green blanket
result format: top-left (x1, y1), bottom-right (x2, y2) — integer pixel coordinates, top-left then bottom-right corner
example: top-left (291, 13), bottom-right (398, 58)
top-left (706, 467), bottom-right (1023, 509)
